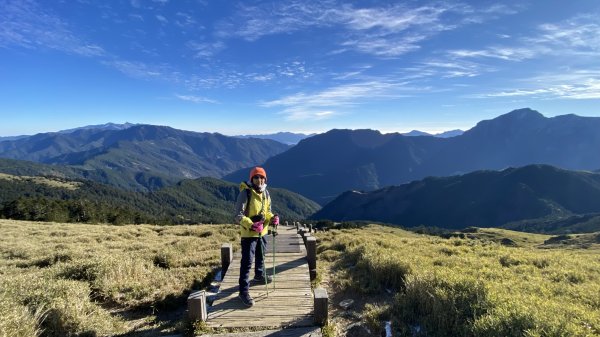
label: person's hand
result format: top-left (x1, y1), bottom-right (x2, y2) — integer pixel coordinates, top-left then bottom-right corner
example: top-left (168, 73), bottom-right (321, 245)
top-left (251, 220), bottom-right (264, 233)
top-left (272, 215), bottom-right (280, 226)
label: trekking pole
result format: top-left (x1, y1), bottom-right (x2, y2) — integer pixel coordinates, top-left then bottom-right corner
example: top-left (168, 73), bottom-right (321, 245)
top-left (260, 232), bottom-right (269, 297)
top-left (272, 224), bottom-right (276, 290)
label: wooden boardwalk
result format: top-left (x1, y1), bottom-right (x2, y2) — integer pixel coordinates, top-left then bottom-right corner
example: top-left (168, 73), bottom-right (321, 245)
top-left (206, 226), bottom-right (314, 329)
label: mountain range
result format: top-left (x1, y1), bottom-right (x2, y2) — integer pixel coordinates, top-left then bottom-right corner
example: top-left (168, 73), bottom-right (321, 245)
top-left (401, 129), bottom-right (463, 137)
top-left (224, 108), bottom-right (600, 204)
top-left (234, 132), bottom-right (316, 145)
top-left (1, 108), bottom-right (600, 233)
top-left (312, 164), bottom-right (600, 232)
top-left (0, 125), bottom-right (290, 190)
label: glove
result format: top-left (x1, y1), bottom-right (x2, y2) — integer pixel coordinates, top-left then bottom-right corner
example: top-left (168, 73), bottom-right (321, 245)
top-left (251, 220), bottom-right (264, 233)
top-left (272, 215), bottom-right (280, 226)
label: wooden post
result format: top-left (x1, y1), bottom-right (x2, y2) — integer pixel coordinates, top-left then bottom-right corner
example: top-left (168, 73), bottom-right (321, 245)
top-left (187, 290), bottom-right (207, 321)
top-left (309, 224), bottom-right (313, 233)
top-left (306, 236), bottom-right (317, 280)
top-left (302, 232), bottom-right (311, 247)
top-left (221, 243), bottom-right (232, 276)
top-left (314, 288), bottom-right (328, 326)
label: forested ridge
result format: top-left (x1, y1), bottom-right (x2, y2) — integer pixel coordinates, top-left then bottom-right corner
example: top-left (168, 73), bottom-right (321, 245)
top-left (0, 174), bottom-right (319, 225)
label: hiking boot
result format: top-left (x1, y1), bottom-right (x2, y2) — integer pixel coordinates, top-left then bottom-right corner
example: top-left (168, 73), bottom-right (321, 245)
top-left (238, 292), bottom-right (254, 307)
top-left (252, 275), bottom-right (273, 283)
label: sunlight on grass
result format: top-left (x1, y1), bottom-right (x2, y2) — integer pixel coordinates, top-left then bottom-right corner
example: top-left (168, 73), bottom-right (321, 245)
top-left (316, 224), bottom-right (600, 337)
top-left (0, 219), bottom-right (238, 337)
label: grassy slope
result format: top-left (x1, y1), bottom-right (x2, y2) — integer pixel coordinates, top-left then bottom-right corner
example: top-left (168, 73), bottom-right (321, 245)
top-left (0, 219), bottom-right (239, 337)
top-left (3, 220), bottom-right (599, 337)
top-left (314, 224), bottom-right (600, 337)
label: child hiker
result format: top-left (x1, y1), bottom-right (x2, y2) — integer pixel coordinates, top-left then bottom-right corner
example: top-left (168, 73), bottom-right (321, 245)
top-left (234, 166), bottom-right (279, 307)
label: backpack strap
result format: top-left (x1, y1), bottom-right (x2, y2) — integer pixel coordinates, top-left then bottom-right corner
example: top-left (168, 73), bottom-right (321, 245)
top-left (244, 188), bottom-right (251, 217)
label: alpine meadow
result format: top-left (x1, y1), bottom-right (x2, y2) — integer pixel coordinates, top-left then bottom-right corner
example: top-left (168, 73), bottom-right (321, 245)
top-left (2, 0), bottom-right (600, 336)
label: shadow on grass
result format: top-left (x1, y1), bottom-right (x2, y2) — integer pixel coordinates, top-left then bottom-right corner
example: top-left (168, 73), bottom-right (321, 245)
top-left (107, 269), bottom-right (218, 337)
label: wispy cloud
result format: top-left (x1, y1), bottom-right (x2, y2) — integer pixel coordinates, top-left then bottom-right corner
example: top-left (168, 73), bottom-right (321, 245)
top-left (411, 60), bottom-right (488, 78)
top-left (531, 16), bottom-right (600, 54)
top-left (175, 12), bottom-right (199, 29)
top-left (155, 14), bottom-right (168, 24)
top-left (448, 47), bottom-right (540, 61)
top-left (216, 1), bottom-right (333, 42)
top-left (183, 61), bottom-right (313, 90)
top-left (449, 15), bottom-right (600, 62)
top-left (261, 80), bottom-right (411, 120)
top-left (186, 41), bottom-right (225, 59)
top-left (102, 60), bottom-right (179, 82)
top-left (217, 1), bottom-right (519, 58)
top-left (0, 0), bottom-right (105, 57)
top-left (175, 94), bottom-right (217, 104)
top-left (482, 73), bottom-right (600, 100)
top-left (340, 34), bottom-right (425, 58)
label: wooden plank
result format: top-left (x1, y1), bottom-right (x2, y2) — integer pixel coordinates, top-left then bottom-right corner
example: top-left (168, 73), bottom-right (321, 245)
top-left (199, 326), bottom-right (322, 337)
top-left (206, 226), bottom-right (317, 329)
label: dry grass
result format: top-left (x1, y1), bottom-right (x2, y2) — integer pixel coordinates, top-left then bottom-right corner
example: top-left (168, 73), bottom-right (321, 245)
top-left (0, 173), bottom-right (81, 190)
top-left (315, 224), bottom-right (600, 337)
top-left (0, 219), bottom-right (239, 337)
top-left (4, 219), bottom-right (599, 337)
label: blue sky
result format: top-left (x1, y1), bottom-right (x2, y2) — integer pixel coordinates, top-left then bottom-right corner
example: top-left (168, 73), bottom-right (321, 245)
top-left (1, 0), bottom-right (600, 136)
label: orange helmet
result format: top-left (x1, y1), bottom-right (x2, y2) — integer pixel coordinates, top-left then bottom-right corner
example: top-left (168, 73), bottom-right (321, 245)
top-left (249, 167), bottom-right (267, 181)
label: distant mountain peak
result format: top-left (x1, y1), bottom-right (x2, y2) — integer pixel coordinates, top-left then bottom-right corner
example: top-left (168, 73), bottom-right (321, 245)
top-left (402, 129), bottom-right (464, 138)
top-left (402, 130), bottom-right (432, 137)
top-left (235, 132), bottom-right (316, 145)
top-left (501, 108), bottom-right (545, 120)
top-left (59, 122), bottom-right (139, 134)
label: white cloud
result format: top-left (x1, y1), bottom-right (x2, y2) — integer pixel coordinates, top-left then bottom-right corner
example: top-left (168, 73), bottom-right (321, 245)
top-left (175, 12), bottom-right (199, 28)
top-left (482, 78), bottom-right (600, 100)
top-left (156, 15), bottom-right (168, 24)
top-left (448, 47), bottom-right (540, 61)
top-left (449, 15), bottom-right (600, 62)
top-left (217, 1), bottom-right (518, 58)
top-left (186, 41), bottom-right (225, 59)
top-left (261, 80), bottom-right (410, 120)
top-left (0, 0), bottom-right (105, 57)
top-left (175, 94), bottom-right (217, 104)
top-left (531, 17), bottom-right (600, 53)
top-left (129, 14), bottom-right (144, 21)
top-left (402, 59), bottom-right (489, 80)
top-left (182, 61), bottom-right (312, 89)
top-left (341, 34), bottom-right (424, 58)
top-left (130, 0), bottom-right (141, 9)
top-left (102, 60), bottom-right (178, 81)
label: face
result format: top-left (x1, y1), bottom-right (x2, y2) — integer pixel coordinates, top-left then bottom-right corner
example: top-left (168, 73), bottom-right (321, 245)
top-left (252, 175), bottom-right (266, 185)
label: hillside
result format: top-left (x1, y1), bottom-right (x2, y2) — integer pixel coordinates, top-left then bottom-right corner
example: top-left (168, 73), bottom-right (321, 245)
top-left (313, 223), bottom-right (600, 336)
top-left (0, 125), bottom-right (290, 191)
top-left (225, 128), bottom-right (443, 204)
top-left (311, 165), bottom-right (600, 230)
top-left (2, 220), bottom-right (598, 337)
top-left (225, 108), bottom-right (600, 204)
top-left (0, 173), bottom-right (319, 225)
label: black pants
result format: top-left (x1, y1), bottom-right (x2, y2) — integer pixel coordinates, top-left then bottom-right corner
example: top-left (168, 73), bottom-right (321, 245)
top-left (239, 236), bottom-right (267, 294)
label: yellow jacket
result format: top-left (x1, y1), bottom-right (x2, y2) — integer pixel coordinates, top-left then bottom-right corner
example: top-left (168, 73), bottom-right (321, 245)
top-left (234, 182), bottom-right (274, 238)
